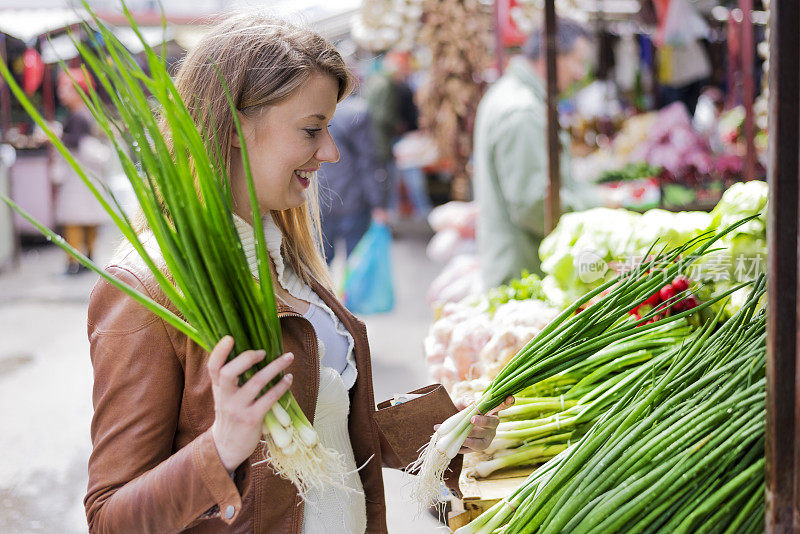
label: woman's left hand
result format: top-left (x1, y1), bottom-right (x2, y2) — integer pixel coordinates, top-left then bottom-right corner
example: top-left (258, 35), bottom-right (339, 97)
top-left (447, 395), bottom-right (515, 454)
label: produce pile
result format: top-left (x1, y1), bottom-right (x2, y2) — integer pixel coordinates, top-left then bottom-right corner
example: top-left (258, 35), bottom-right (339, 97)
top-left (574, 103), bottom-right (758, 208)
top-left (627, 102), bottom-right (716, 187)
top-left (539, 180), bottom-right (768, 308)
top-left (410, 220), bottom-right (750, 507)
top-left (468, 318), bottom-right (693, 479)
top-left (426, 201), bottom-right (481, 309)
top-left (416, 0), bottom-right (491, 199)
top-left (596, 162), bottom-right (662, 184)
top-left (351, 0), bottom-right (424, 52)
top-left (627, 274), bottom-right (700, 324)
top-left (457, 278), bottom-right (766, 533)
top-left (426, 182), bottom-right (767, 421)
top-left (425, 271), bottom-right (559, 394)
top-left (426, 201), bottom-right (478, 263)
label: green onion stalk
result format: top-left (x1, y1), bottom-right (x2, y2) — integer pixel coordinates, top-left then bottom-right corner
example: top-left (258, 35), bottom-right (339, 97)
top-left (0, 3), bottom-right (351, 498)
top-left (470, 321), bottom-right (692, 478)
top-left (408, 218), bottom-right (756, 508)
top-left (459, 277), bottom-right (766, 533)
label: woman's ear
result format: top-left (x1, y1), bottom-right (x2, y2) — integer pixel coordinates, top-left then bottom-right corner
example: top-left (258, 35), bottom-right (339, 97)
top-left (230, 111), bottom-right (248, 148)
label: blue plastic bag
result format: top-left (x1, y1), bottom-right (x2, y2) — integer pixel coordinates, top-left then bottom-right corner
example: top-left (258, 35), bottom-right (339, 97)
top-left (342, 222), bottom-right (394, 314)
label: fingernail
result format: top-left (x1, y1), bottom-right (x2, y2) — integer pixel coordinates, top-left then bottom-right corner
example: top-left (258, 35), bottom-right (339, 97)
top-left (284, 373), bottom-right (293, 383)
top-left (257, 350), bottom-right (267, 358)
top-left (284, 353), bottom-right (294, 362)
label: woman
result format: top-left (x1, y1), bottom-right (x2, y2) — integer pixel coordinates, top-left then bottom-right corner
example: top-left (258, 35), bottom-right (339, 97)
top-left (84, 15), bottom-right (510, 534)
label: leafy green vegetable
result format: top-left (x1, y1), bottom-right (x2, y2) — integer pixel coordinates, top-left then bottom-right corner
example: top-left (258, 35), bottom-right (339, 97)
top-left (538, 181), bottom-right (768, 309)
top-left (538, 208), bottom-right (709, 306)
top-left (485, 270), bottom-right (547, 315)
top-left (596, 162), bottom-right (662, 184)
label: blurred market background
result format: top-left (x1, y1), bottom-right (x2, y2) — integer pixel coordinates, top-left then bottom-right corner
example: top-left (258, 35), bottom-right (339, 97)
top-left (0, 0), bottom-right (779, 532)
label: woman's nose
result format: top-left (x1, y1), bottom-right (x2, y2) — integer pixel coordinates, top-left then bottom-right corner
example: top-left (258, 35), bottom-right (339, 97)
top-left (316, 131), bottom-right (340, 164)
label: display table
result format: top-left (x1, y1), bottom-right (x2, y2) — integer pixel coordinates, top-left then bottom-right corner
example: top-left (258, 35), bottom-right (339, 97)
top-left (448, 462), bottom-right (536, 531)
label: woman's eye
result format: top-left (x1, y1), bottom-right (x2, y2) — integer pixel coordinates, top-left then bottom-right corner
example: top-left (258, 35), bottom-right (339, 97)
top-left (304, 128), bottom-right (322, 138)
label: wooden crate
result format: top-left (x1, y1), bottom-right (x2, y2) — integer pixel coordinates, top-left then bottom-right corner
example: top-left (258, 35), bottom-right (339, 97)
top-left (447, 459), bottom-right (536, 531)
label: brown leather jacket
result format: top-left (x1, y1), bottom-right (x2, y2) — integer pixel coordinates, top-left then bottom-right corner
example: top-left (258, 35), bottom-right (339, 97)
top-left (84, 249), bottom-right (461, 533)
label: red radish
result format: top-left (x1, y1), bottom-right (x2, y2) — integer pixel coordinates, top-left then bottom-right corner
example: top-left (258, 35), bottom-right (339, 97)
top-left (684, 296), bottom-right (699, 310)
top-left (653, 314), bottom-right (664, 322)
top-left (659, 285), bottom-right (676, 302)
top-left (671, 300), bottom-right (685, 313)
top-left (672, 275), bottom-right (690, 293)
top-left (643, 292), bottom-right (661, 307)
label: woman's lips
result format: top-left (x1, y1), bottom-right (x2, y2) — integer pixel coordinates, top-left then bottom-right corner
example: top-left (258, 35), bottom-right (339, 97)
top-left (294, 170), bottom-right (314, 189)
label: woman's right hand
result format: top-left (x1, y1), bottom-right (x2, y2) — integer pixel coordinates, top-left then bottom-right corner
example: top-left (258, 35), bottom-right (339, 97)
top-left (207, 336), bottom-right (294, 473)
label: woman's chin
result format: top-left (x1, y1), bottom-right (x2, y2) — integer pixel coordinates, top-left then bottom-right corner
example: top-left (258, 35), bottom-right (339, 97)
top-left (281, 195), bottom-right (308, 211)
top-left (261, 188), bottom-right (308, 212)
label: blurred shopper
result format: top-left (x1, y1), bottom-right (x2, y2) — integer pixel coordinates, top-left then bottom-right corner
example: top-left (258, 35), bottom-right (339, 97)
top-left (52, 68), bottom-right (108, 275)
top-left (653, 0), bottom-right (712, 115)
top-left (657, 39), bottom-right (711, 115)
top-left (473, 19), bottom-right (595, 289)
top-left (366, 51), bottom-right (432, 220)
top-left (321, 94), bottom-right (388, 264)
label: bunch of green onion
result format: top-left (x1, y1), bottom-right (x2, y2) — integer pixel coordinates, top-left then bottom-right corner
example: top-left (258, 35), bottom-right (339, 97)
top-left (0, 4), bottom-right (348, 496)
top-left (470, 319), bottom-right (692, 478)
top-left (410, 219), bottom-right (754, 507)
top-left (458, 277), bottom-right (766, 533)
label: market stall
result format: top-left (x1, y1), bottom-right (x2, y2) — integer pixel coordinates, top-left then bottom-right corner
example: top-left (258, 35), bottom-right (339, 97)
top-left (0, 8), bottom-right (86, 237)
top-left (410, 0), bottom-right (797, 530)
top-left (423, 182), bottom-right (769, 530)
top-left (564, 0), bottom-right (769, 215)
top-left (0, 8), bottom-right (184, 239)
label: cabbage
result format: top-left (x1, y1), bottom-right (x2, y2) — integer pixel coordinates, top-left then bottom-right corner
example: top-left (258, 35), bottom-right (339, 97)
top-left (699, 181), bottom-right (768, 283)
top-left (539, 208), bottom-right (641, 302)
top-left (710, 181), bottom-right (768, 239)
top-left (538, 181), bottom-right (768, 298)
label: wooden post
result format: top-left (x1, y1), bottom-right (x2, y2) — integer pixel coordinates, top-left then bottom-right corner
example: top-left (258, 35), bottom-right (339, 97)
top-left (0, 34), bottom-right (11, 142)
top-left (543, 0), bottom-right (560, 234)
top-left (740, 0), bottom-right (757, 180)
top-left (765, 0), bottom-right (800, 532)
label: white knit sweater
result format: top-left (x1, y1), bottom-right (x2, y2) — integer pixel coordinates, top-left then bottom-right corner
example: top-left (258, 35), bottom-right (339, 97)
top-left (233, 215), bottom-right (367, 534)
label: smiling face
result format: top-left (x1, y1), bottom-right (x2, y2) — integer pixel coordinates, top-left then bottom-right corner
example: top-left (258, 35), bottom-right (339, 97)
top-left (229, 71), bottom-right (340, 219)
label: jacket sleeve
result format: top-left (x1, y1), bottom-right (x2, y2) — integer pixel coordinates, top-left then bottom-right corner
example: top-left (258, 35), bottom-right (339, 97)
top-left (84, 265), bottom-right (244, 533)
top-left (492, 111), bottom-right (598, 232)
top-left (491, 110), bottom-right (549, 237)
top-left (374, 384), bottom-right (463, 496)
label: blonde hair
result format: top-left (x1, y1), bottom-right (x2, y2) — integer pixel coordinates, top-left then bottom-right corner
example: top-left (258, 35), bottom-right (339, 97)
top-left (133, 13), bottom-right (355, 291)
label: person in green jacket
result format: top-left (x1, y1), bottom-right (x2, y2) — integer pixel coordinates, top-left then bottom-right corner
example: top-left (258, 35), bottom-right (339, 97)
top-left (473, 19), bottom-right (595, 289)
